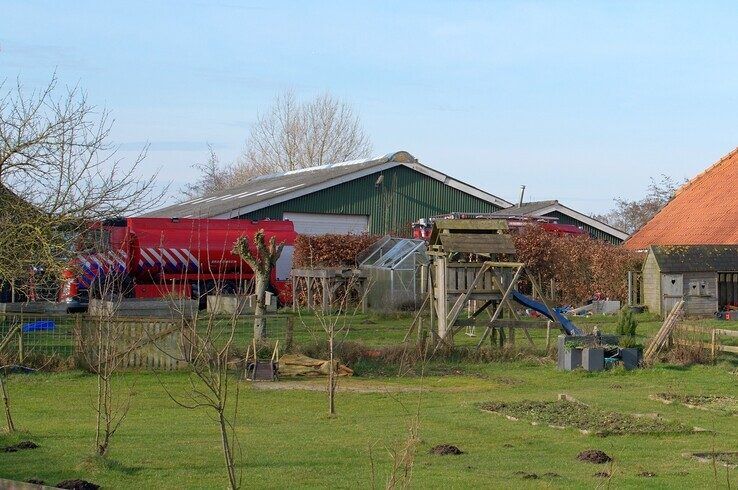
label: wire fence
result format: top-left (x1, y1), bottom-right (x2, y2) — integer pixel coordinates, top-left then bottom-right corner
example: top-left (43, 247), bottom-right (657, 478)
top-left (0, 311), bottom-right (311, 369)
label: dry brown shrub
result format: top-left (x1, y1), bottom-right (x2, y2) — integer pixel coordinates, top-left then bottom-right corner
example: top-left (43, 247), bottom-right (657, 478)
top-left (293, 233), bottom-right (381, 268)
top-left (513, 225), bottom-right (644, 304)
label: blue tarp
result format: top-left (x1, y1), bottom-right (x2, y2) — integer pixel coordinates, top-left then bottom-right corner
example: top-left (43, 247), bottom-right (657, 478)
top-left (21, 320), bottom-right (55, 333)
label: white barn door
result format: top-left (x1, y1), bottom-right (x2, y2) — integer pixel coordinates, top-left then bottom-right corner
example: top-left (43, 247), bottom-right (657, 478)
top-left (283, 212), bottom-right (369, 235)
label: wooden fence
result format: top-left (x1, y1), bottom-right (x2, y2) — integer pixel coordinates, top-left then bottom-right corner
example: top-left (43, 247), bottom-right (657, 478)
top-left (671, 324), bottom-right (738, 359)
top-left (78, 320), bottom-right (186, 371)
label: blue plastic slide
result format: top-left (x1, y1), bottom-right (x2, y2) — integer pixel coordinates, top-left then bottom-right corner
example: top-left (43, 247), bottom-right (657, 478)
top-left (510, 290), bottom-right (583, 336)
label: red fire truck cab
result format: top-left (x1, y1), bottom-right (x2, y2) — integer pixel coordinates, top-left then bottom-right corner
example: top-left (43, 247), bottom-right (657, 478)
top-left (62, 217), bottom-right (297, 310)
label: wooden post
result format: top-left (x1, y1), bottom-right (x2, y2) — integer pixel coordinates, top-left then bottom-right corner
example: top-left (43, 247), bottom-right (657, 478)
top-left (435, 257), bottom-right (448, 339)
top-left (17, 330), bottom-right (24, 364)
top-left (321, 277), bottom-right (331, 314)
top-left (545, 320), bottom-right (552, 351)
top-left (711, 329), bottom-right (717, 362)
top-left (306, 277), bottom-right (313, 310)
top-left (627, 271), bottom-right (634, 306)
top-left (292, 277), bottom-right (297, 312)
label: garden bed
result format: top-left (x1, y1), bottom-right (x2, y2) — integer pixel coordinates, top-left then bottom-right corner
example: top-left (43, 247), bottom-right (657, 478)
top-left (652, 393), bottom-right (737, 415)
top-left (480, 399), bottom-right (694, 436)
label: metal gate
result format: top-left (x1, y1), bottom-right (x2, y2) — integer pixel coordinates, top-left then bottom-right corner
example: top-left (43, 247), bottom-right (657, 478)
top-left (661, 273), bottom-right (683, 314)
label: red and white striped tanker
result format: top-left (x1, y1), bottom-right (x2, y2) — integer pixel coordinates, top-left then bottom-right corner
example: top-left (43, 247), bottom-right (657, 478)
top-left (61, 217), bottom-right (296, 309)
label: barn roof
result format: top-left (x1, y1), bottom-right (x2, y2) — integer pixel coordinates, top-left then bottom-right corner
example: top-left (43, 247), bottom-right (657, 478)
top-left (147, 151), bottom-right (512, 218)
top-left (650, 245), bottom-right (738, 273)
top-left (626, 148), bottom-right (738, 250)
top-left (489, 200), bottom-right (629, 241)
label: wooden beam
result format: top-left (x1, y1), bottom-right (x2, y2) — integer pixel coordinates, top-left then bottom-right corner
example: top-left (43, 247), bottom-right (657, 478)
top-left (445, 262), bottom-right (490, 330)
top-left (476, 266), bottom-right (523, 348)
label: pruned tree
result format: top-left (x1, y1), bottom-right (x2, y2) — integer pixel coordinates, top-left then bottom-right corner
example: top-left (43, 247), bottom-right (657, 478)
top-left (232, 230), bottom-right (284, 340)
top-left (0, 74), bottom-right (165, 299)
top-left (161, 303), bottom-right (243, 489)
top-left (593, 174), bottom-right (684, 234)
top-left (185, 91), bottom-right (372, 197)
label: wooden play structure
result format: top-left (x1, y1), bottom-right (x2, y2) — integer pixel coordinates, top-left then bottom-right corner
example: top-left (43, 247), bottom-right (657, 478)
top-left (404, 218), bottom-right (578, 348)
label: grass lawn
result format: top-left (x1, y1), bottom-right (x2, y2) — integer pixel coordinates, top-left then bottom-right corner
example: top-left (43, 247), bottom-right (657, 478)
top-left (0, 312), bottom-right (736, 488)
top-left (0, 360), bottom-right (736, 488)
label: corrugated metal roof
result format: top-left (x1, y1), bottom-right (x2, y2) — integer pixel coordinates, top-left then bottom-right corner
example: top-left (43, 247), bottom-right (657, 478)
top-left (651, 245), bottom-right (738, 272)
top-left (146, 151), bottom-right (511, 218)
top-left (626, 148), bottom-right (738, 249)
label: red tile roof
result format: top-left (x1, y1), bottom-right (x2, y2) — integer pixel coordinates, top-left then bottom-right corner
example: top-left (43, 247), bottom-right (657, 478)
top-left (625, 148), bottom-right (738, 250)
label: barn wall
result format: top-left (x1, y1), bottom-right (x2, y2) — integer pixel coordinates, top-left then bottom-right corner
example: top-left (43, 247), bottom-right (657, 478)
top-left (641, 251), bottom-right (662, 315)
top-left (683, 272), bottom-right (719, 316)
top-left (242, 166), bottom-right (504, 236)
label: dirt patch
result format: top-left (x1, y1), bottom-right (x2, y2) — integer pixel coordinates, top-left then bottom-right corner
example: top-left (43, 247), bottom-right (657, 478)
top-left (638, 471), bottom-right (656, 477)
top-left (594, 471), bottom-right (610, 478)
top-left (481, 399), bottom-right (693, 436)
top-left (249, 380), bottom-right (424, 394)
top-left (543, 472), bottom-right (560, 478)
top-left (492, 376), bottom-right (523, 386)
top-left (26, 479), bottom-right (45, 485)
top-left (2, 440), bottom-right (39, 452)
top-left (577, 449), bottom-right (612, 464)
top-left (56, 480), bottom-right (100, 490)
top-left (685, 452), bottom-right (738, 468)
top-left (652, 392), bottom-right (737, 415)
top-left (429, 444), bottom-right (464, 456)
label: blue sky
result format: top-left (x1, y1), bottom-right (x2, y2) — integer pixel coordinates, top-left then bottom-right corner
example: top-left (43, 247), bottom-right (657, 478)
top-left (3, 0), bottom-right (738, 212)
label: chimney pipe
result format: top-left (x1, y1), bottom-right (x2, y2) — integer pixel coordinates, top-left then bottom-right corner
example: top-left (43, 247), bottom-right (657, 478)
top-left (518, 185), bottom-right (526, 207)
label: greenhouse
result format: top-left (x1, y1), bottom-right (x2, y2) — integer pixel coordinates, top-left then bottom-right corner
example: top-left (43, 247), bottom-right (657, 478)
top-left (358, 236), bottom-right (428, 311)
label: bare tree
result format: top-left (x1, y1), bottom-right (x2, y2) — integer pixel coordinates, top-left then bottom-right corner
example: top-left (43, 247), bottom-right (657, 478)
top-left (181, 144), bottom-right (251, 199)
top-left (593, 174), bottom-right (684, 234)
top-left (0, 74), bottom-right (166, 298)
top-left (232, 230), bottom-right (283, 340)
top-left (185, 91), bottom-right (372, 196)
top-left (161, 304), bottom-right (242, 490)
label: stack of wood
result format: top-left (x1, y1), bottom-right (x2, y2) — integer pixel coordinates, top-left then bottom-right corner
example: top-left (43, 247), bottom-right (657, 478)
top-left (644, 300), bottom-right (684, 363)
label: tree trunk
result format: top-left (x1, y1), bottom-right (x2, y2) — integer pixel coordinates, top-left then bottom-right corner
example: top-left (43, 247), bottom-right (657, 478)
top-left (0, 376), bottom-right (15, 433)
top-left (253, 274), bottom-right (267, 340)
top-left (328, 330), bottom-right (336, 416)
top-left (218, 409), bottom-right (238, 490)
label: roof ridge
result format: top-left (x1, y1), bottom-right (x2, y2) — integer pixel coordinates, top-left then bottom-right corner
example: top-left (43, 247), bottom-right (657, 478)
top-left (674, 146), bottom-right (738, 197)
top-left (626, 146), bottom-right (738, 246)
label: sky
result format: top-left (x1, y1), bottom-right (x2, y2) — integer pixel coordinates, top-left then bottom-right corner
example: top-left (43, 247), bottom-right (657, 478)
top-left (3, 0), bottom-right (738, 213)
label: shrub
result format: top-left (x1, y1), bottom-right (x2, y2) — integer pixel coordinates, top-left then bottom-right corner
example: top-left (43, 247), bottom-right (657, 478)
top-left (513, 225), bottom-right (644, 305)
top-left (293, 233), bottom-right (381, 268)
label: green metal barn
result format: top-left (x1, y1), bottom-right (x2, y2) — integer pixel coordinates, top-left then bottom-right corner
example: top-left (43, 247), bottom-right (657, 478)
top-left (148, 150), bottom-right (625, 242)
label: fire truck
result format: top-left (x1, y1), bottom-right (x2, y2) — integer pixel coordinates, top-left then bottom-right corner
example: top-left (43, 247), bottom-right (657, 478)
top-left (61, 217), bottom-right (297, 310)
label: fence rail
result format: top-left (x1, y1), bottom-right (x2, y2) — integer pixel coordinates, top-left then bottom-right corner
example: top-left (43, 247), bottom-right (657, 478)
top-left (671, 324), bottom-right (738, 358)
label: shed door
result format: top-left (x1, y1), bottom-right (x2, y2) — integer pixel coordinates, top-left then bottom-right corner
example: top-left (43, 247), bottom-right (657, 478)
top-left (661, 274), bottom-right (683, 313)
top-left (283, 212), bottom-right (369, 235)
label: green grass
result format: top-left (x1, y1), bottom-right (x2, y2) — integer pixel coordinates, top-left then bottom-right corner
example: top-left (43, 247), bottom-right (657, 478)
top-left (0, 361), bottom-right (736, 488)
top-left (0, 311), bottom-right (736, 488)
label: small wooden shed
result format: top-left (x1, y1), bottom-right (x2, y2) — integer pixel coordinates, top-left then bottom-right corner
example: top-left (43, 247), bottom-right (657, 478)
top-left (642, 245), bottom-right (738, 316)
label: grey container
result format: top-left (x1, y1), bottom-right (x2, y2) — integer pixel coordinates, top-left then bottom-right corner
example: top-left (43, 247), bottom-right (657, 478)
top-left (562, 348), bottom-right (583, 370)
top-left (582, 347), bottom-right (605, 372)
top-left (557, 334), bottom-right (618, 370)
top-left (619, 348), bottom-right (641, 370)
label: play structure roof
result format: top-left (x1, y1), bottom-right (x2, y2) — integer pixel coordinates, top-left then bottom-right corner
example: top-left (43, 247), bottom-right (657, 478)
top-left (626, 148), bottom-right (738, 249)
top-left (649, 245), bottom-right (738, 273)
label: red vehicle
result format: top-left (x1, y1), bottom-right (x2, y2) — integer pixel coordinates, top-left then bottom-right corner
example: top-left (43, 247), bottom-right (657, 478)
top-left (61, 217), bottom-right (297, 310)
